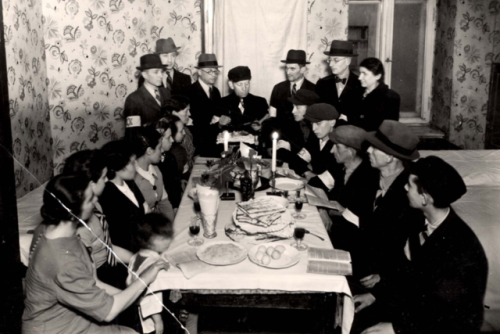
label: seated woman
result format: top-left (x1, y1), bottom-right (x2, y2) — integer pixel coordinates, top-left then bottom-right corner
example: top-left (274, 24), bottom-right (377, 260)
top-left (349, 57), bottom-right (400, 131)
top-left (100, 140), bottom-right (149, 253)
top-left (162, 95), bottom-right (195, 170)
top-left (128, 126), bottom-right (175, 222)
top-left (62, 149), bottom-right (133, 287)
top-left (318, 125), bottom-right (379, 253)
top-left (23, 174), bottom-right (168, 333)
top-left (149, 117), bottom-right (184, 211)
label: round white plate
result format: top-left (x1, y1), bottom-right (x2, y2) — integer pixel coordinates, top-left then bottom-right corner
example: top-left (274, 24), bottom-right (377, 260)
top-left (196, 241), bottom-right (248, 266)
top-left (274, 178), bottom-right (304, 192)
top-left (248, 243), bottom-right (301, 269)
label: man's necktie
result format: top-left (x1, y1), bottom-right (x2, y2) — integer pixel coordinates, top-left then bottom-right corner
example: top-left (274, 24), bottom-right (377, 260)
top-left (292, 83), bottom-right (297, 96)
top-left (154, 88), bottom-right (162, 106)
top-left (167, 71), bottom-right (173, 92)
top-left (239, 98), bottom-right (245, 114)
top-left (409, 224), bottom-right (429, 261)
top-left (334, 76), bottom-right (347, 84)
top-left (209, 86), bottom-right (213, 101)
top-left (95, 211), bottom-right (115, 266)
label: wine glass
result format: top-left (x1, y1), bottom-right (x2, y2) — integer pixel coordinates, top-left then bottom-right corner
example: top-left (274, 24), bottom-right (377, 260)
top-left (291, 227), bottom-right (308, 251)
top-left (188, 216), bottom-right (204, 246)
top-left (193, 195), bottom-right (201, 218)
top-left (292, 197), bottom-right (306, 220)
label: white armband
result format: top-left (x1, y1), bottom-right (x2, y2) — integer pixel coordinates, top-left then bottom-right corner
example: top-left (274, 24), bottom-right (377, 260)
top-left (342, 208), bottom-right (359, 227)
top-left (317, 170), bottom-right (335, 191)
top-left (297, 148), bottom-right (312, 163)
top-left (210, 115), bottom-right (220, 124)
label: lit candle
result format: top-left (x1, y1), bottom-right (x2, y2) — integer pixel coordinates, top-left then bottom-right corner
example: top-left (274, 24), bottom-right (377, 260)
top-left (223, 131), bottom-right (229, 152)
top-left (272, 132), bottom-right (278, 172)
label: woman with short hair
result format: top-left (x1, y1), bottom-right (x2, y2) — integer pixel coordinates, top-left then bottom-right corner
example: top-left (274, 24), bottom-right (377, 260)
top-left (350, 57), bottom-right (400, 131)
top-left (22, 174), bottom-right (168, 334)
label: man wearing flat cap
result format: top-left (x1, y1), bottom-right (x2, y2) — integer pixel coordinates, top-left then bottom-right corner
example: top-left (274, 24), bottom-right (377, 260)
top-left (155, 37), bottom-right (192, 97)
top-left (315, 40), bottom-right (361, 122)
top-left (219, 66), bottom-right (269, 134)
top-left (354, 156), bottom-right (487, 334)
top-left (188, 53), bottom-right (226, 157)
top-left (287, 103), bottom-right (342, 192)
top-left (124, 54), bottom-right (170, 125)
top-left (352, 120), bottom-right (422, 286)
top-left (323, 125), bottom-right (379, 253)
top-left (276, 89), bottom-right (319, 163)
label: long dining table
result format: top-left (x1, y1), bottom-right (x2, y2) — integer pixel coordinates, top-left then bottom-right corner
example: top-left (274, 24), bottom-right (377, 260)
top-left (151, 157), bottom-right (354, 334)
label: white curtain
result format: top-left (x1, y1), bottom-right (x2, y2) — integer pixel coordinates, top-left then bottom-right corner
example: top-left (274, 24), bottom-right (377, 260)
top-left (212, 0), bottom-right (308, 100)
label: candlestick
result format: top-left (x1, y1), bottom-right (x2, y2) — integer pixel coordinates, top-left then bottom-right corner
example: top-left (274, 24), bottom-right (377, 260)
top-left (271, 132), bottom-right (278, 172)
top-left (223, 131), bottom-right (229, 152)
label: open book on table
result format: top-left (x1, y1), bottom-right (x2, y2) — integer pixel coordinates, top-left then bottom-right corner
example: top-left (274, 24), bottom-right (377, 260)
top-left (306, 247), bottom-right (352, 276)
top-left (304, 185), bottom-right (340, 211)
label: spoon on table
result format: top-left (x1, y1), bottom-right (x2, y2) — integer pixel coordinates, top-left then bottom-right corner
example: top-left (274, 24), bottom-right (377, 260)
top-left (304, 229), bottom-right (324, 241)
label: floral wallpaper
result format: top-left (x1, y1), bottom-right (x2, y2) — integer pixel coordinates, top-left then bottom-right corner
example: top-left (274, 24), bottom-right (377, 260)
top-left (41, 0), bottom-right (202, 173)
top-left (3, 0), bottom-right (54, 198)
top-left (431, 0), bottom-right (500, 149)
top-left (305, 0), bottom-right (348, 84)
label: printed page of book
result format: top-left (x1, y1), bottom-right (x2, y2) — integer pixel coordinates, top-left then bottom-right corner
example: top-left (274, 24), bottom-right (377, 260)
top-left (307, 260), bottom-right (352, 276)
top-left (308, 247), bottom-right (351, 262)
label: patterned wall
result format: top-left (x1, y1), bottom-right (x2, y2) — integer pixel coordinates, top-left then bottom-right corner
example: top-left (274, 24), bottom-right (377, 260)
top-left (305, 0), bottom-right (348, 84)
top-left (3, 0), bottom-right (53, 198)
top-left (41, 0), bottom-right (202, 173)
top-left (431, 0), bottom-right (500, 149)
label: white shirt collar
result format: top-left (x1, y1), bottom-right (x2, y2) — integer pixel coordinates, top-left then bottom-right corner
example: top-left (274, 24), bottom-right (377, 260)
top-left (290, 77), bottom-right (305, 91)
top-left (135, 162), bottom-right (157, 186)
top-left (144, 82), bottom-right (159, 100)
top-left (114, 181), bottom-right (139, 207)
top-left (425, 208), bottom-right (451, 237)
top-left (198, 78), bottom-right (212, 98)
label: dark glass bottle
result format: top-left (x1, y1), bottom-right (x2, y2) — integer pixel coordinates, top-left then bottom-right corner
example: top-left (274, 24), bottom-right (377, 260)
top-left (240, 170), bottom-right (252, 201)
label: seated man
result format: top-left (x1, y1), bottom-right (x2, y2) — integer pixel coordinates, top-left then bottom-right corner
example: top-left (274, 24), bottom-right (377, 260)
top-left (325, 125), bottom-right (379, 253)
top-left (354, 156), bottom-right (488, 334)
top-left (285, 103), bottom-right (341, 191)
top-left (188, 53), bottom-right (228, 157)
top-left (276, 89), bottom-right (319, 163)
top-left (124, 54), bottom-right (170, 125)
top-left (219, 66), bottom-right (269, 134)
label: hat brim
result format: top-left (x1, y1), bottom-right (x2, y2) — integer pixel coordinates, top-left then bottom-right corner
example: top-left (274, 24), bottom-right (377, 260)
top-left (195, 65), bottom-right (223, 69)
top-left (155, 47), bottom-right (182, 54)
top-left (323, 52), bottom-right (358, 57)
top-left (136, 64), bottom-right (168, 71)
top-left (365, 131), bottom-right (420, 161)
top-left (280, 60), bottom-right (311, 64)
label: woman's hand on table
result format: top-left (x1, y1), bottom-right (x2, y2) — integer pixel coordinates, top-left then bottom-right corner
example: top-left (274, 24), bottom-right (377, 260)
top-left (139, 260), bottom-right (170, 285)
top-left (354, 293), bottom-right (376, 313)
top-left (361, 322), bottom-right (395, 334)
top-left (360, 274), bottom-right (381, 289)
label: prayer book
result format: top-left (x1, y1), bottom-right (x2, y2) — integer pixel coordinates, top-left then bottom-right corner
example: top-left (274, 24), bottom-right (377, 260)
top-left (304, 185), bottom-right (340, 211)
top-left (306, 247), bottom-right (352, 276)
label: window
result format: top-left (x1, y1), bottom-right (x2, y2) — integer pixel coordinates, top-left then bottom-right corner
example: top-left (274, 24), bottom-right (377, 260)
top-left (348, 0), bottom-right (436, 123)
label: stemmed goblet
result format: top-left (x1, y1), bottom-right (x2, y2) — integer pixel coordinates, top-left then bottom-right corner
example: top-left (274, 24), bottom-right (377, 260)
top-left (188, 216), bottom-right (204, 246)
top-left (291, 227), bottom-right (308, 251)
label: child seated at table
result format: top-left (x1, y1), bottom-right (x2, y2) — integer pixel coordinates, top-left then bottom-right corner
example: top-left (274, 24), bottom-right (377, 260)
top-left (126, 213), bottom-right (198, 334)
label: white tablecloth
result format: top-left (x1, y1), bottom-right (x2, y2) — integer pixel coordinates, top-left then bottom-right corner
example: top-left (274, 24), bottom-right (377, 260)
top-left (152, 158), bottom-right (354, 334)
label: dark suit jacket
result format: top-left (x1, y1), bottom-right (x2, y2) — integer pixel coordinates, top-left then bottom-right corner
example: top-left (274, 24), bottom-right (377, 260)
top-left (158, 151), bottom-right (183, 209)
top-left (315, 71), bottom-right (361, 120)
top-left (99, 180), bottom-right (146, 253)
top-left (350, 83), bottom-right (400, 131)
top-left (357, 169), bottom-right (422, 277)
top-left (219, 93), bottom-right (269, 131)
top-left (188, 80), bottom-right (222, 157)
top-left (375, 209), bottom-right (488, 334)
top-left (123, 85), bottom-right (170, 125)
top-left (270, 79), bottom-right (315, 120)
top-left (171, 69), bottom-right (192, 97)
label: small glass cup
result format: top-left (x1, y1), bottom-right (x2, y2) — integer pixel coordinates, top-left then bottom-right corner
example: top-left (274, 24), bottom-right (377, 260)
top-left (291, 227), bottom-right (308, 251)
top-left (188, 216), bottom-right (204, 246)
top-left (292, 197), bottom-right (306, 220)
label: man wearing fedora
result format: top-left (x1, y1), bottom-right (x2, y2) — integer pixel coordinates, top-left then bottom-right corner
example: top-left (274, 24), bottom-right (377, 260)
top-left (276, 89), bottom-right (319, 163)
top-left (124, 54), bottom-right (170, 125)
top-left (188, 53), bottom-right (227, 157)
top-left (353, 120), bottom-right (422, 285)
top-left (315, 40), bottom-right (361, 122)
top-left (155, 37), bottom-right (192, 97)
top-left (287, 103), bottom-right (342, 192)
top-left (219, 66), bottom-right (269, 134)
top-left (353, 156), bottom-right (487, 334)
top-left (324, 125), bottom-right (379, 253)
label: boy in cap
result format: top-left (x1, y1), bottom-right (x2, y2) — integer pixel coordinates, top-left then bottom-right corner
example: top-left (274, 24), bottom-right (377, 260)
top-left (124, 54), bottom-right (170, 125)
top-left (287, 103), bottom-right (341, 192)
top-left (354, 156), bottom-right (488, 334)
top-left (155, 37), bottom-right (192, 97)
top-left (315, 40), bottom-right (361, 121)
top-left (188, 53), bottom-right (226, 157)
top-left (219, 66), bottom-right (269, 133)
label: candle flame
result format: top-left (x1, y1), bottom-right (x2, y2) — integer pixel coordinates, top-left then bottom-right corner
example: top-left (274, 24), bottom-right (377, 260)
top-left (272, 132), bottom-right (279, 140)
